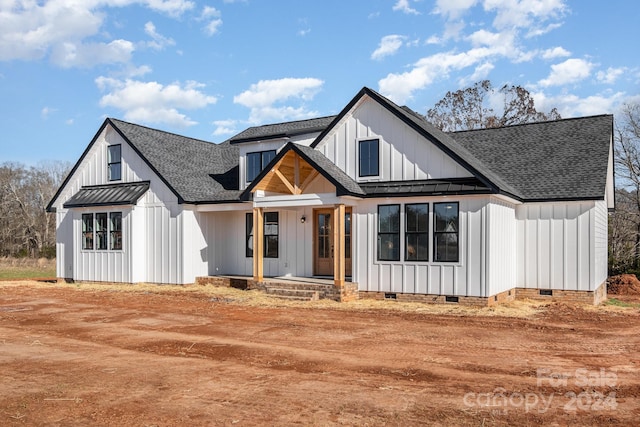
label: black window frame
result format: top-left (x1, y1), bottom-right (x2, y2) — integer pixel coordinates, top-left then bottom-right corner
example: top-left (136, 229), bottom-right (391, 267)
top-left (433, 202), bottom-right (459, 263)
top-left (405, 203), bottom-right (429, 262)
top-left (246, 212), bottom-right (279, 258)
top-left (107, 144), bottom-right (122, 181)
top-left (359, 138), bottom-right (379, 177)
top-left (246, 150), bottom-right (276, 182)
top-left (377, 204), bottom-right (400, 261)
top-left (110, 212), bottom-right (122, 250)
top-left (245, 212), bottom-right (253, 258)
top-left (82, 213), bottom-right (94, 250)
top-left (264, 211), bottom-right (279, 258)
top-left (95, 213), bottom-right (108, 250)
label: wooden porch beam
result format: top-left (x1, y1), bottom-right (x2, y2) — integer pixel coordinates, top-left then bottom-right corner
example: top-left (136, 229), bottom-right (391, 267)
top-left (333, 203), bottom-right (345, 287)
top-left (273, 169), bottom-right (296, 194)
top-left (253, 207), bottom-right (264, 282)
top-left (299, 170), bottom-right (319, 193)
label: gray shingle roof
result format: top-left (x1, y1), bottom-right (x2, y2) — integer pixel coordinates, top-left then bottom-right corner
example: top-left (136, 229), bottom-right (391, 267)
top-left (49, 87), bottom-right (613, 212)
top-left (451, 115), bottom-right (613, 201)
top-left (230, 116), bottom-right (336, 143)
top-left (110, 119), bottom-right (242, 203)
top-left (64, 181), bottom-right (150, 208)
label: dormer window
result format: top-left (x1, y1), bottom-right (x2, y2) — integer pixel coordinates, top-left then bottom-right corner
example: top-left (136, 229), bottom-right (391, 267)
top-left (359, 138), bottom-right (379, 177)
top-left (108, 145), bottom-right (122, 181)
top-left (246, 150), bottom-right (276, 182)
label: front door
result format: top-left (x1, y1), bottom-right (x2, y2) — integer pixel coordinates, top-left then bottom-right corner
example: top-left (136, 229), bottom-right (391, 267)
top-left (313, 208), bottom-right (352, 277)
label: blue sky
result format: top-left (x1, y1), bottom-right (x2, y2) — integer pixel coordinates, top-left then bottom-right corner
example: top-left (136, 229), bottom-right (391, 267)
top-left (1, 0), bottom-right (639, 165)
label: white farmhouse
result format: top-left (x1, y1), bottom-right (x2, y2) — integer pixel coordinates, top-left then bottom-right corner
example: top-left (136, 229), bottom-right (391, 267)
top-left (47, 87), bottom-right (614, 305)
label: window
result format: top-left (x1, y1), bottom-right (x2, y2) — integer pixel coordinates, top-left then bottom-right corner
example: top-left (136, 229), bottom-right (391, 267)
top-left (405, 203), bottom-right (429, 261)
top-left (246, 150), bottom-right (276, 182)
top-left (246, 212), bottom-right (279, 258)
top-left (245, 213), bottom-right (253, 257)
top-left (359, 139), bottom-right (379, 177)
top-left (434, 202), bottom-right (459, 262)
top-left (377, 204), bottom-right (400, 261)
top-left (264, 212), bottom-right (279, 258)
top-left (345, 212), bottom-right (352, 259)
top-left (81, 212), bottom-right (122, 251)
top-left (108, 145), bottom-right (121, 181)
top-left (110, 212), bottom-right (122, 250)
top-left (95, 213), bottom-right (108, 250)
top-left (82, 214), bottom-right (94, 250)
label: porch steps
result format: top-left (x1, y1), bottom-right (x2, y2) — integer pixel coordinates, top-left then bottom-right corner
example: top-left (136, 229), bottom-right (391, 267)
top-left (263, 282), bottom-right (334, 301)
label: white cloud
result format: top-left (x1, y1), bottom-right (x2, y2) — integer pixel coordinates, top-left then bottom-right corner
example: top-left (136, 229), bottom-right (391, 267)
top-left (0, 0), bottom-right (193, 66)
top-left (201, 6), bottom-right (223, 35)
top-left (41, 106), bottom-right (56, 119)
top-left (484, 0), bottom-right (567, 33)
top-left (433, 0), bottom-right (478, 20)
top-left (379, 50), bottom-right (486, 104)
top-left (212, 119), bottom-right (238, 136)
top-left (371, 35), bottom-right (406, 61)
top-left (597, 67), bottom-right (626, 85)
top-left (234, 78), bottom-right (324, 123)
top-left (393, 0), bottom-right (421, 15)
top-left (96, 77), bottom-right (217, 127)
top-left (459, 62), bottom-right (495, 86)
top-left (541, 46), bottom-right (571, 60)
top-left (143, 22), bottom-right (175, 50)
top-left (50, 39), bottom-right (135, 68)
top-left (533, 90), bottom-right (625, 117)
top-left (538, 58), bottom-right (593, 87)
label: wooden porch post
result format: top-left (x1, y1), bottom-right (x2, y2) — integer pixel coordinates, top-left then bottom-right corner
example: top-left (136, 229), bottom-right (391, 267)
top-left (333, 204), bottom-right (345, 287)
top-left (253, 207), bottom-right (264, 282)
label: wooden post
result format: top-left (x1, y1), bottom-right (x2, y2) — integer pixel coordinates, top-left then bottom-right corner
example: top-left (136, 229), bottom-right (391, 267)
top-left (333, 204), bottom-right (345, 287)
top-left (253, 207), bottom-right (264, 282)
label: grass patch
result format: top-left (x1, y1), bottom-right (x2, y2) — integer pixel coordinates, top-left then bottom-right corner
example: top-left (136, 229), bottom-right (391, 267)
top-left (0, 258), bottom-right (56, 280)
top-left (606, 298), bottom-right (640, 308)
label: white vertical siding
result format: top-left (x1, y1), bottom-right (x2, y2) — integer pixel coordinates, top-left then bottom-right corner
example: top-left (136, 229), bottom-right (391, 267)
top-left (73, 207), bottom-right (132, 282)
top-left (593, 200), bottom-right (608, 286)
top-left (202, 207), bottom-right (314, 278)
top-left (316, 97), bottom-right (472, 182)
top-left (486, 198), bottom-right (517, 295)
top-left (516, 201), bottom-right (599, 291)
top-left (55, 209), bottom-right (73, 279)
top-left (353, 196), bottom-right (488, 297)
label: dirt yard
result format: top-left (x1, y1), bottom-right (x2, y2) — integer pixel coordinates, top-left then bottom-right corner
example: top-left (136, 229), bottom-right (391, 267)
top-left (0, 282), bottom-right (638, 426)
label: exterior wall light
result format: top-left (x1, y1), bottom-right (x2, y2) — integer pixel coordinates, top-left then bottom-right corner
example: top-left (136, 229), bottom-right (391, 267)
top-left (300, 215), bottom-right (306, 224)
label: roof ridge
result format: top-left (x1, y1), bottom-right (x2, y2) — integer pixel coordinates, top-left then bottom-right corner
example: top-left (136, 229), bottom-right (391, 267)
top-left (108, 117), bottom-right (219, 147)
top-left (242, 114), bottom-right (337, 130)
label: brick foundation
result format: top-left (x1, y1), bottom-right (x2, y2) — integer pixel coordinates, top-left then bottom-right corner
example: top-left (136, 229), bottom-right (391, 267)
top-left (515, 281), bottom-right (607, 305)
top-left (195, 276), bottom-right (607, 306)
top-left (358, 291), bottom-right (489, 307)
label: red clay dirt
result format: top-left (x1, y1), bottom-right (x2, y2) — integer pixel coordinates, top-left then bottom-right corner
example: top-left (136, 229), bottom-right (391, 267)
top-left (0, 282), bottom-right (639, 426)
top-left (608, 274), bottom-right (640, 296)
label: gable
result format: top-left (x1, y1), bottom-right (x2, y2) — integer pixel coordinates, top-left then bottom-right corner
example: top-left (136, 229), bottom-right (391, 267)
top-left (48, 121), bottom-right (178, 211)
top-left (314, 95), bottom-right (473, 183)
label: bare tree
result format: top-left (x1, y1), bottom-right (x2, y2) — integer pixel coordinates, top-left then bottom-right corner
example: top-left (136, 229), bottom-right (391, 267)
top-left (426, 80), bottom-right (561, 132)
top-left (0, 161), bottom-right (71, 258)
top-left (612, 103), bottom-right (640, 273)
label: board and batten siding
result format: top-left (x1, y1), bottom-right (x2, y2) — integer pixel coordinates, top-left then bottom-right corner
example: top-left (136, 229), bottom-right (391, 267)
top-left (316, 97), bottom-right (472, 182)
top-left (486, 198), bottom-right (517, 296)
top-left (515, 201), bottom-right (605, 291)
top-left (52, 123), bottom-right (184, 284)
top-left (201, 207), bottom-right (315, 278)
top-left (353, 196), bottom-right (500, 297)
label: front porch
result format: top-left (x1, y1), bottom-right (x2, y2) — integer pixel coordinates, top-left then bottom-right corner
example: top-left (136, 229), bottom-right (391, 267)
top-left (195, 275), bottom-right (359, 302)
